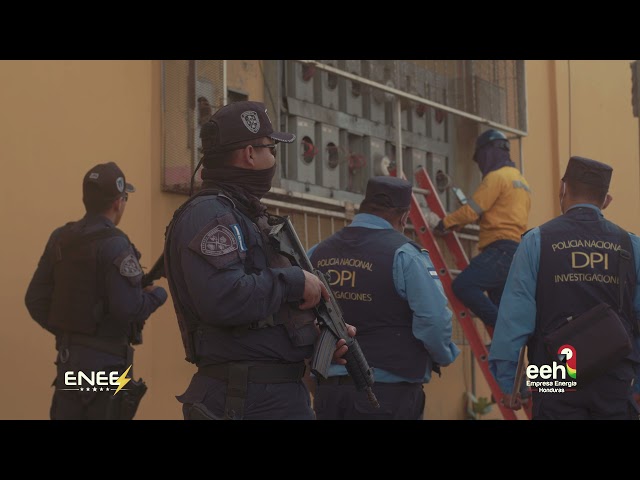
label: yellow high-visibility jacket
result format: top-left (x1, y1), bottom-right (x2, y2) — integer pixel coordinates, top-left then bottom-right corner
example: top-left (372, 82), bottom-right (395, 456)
top-left (442, 166), bottom-right (531, 250)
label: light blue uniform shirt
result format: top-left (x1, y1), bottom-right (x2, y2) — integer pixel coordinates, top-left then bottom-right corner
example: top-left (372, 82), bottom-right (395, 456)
top-left (489, 204), bottom-right (640, 393)
top-left (308, 213), bottom-right (460, 383)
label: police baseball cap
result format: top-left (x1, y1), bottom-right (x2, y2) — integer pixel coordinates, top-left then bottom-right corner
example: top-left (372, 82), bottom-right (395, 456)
top-left (82, 162), bottom-right (135, 203)
top-left (200, 101), bottom-right (296, 152)
top-left (561, 156), bottom-right (612, 189)
top-left (363, 176), bottom-right (413, 208)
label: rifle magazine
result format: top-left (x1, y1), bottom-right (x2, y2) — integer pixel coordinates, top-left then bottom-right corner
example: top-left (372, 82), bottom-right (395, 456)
top-left (310, 328), bottom-right (336, 378)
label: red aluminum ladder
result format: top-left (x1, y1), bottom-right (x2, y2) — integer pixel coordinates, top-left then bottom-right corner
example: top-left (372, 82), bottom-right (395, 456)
top-left (392, 166), bottom-right (531, 420)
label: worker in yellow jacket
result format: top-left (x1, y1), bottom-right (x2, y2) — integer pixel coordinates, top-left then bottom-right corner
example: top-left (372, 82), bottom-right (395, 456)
top-left (433, 129), bottom-right (531, 332)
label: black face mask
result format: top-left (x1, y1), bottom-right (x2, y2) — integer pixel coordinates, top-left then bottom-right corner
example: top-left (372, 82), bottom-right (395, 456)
top-left (473, 144), bottom-right (515, 177)
top-left (200, 163), bottom-right (276, 199)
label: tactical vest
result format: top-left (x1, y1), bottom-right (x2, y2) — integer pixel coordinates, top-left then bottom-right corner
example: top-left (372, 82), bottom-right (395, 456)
top-left (48, 222), bottom-right (128, 335)
top-left (165, 190), bottom-right (317, 364)
top-left (530, 207), bottom-right (638, 366)
top-left (310, 226), bottom-right (430, 379)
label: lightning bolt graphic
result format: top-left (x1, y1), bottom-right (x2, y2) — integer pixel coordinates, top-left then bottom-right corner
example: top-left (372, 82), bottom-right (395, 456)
top-left (113, 365), bottom-right (132, 396)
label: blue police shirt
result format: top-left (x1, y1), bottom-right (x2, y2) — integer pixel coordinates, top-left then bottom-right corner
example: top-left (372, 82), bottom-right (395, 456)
top-left (308, 213), bottom-right (460, 383)
top-left (488, 204), bottom-right (640, 393)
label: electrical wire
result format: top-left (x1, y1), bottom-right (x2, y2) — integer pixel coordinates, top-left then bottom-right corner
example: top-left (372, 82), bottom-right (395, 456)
top-left (258, 60), bottom-right (278, 116)
top-left (568, 60), bottom-right (572, 157)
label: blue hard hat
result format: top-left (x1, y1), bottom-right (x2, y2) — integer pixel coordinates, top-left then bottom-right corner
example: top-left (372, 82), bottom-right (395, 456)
top-left (475, 129), bottom-right (509, 150)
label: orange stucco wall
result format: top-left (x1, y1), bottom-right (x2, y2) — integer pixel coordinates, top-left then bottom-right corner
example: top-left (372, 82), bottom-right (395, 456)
top-left (3, 60), bottom-right (638, 420)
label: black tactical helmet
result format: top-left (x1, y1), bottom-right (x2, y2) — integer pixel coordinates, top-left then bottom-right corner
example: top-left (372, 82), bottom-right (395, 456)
top-left (475, 129), bottom-right (509, 151)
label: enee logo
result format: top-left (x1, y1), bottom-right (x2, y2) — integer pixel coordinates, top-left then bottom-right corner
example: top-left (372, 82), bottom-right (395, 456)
top-left (62, 365), bottom-right (133, 395)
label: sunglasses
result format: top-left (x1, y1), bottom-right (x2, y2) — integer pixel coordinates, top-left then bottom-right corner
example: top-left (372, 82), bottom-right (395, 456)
top-left (251, 143), bottom-right (277, 156)
top-left (122, 192), bottom-right (129, 202)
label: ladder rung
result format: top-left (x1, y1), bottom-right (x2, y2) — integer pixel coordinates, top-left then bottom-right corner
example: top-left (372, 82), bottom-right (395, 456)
top-left (457, 233), bottom-right (479, 242)
top-left (412, 187), bottom-right (431, 196)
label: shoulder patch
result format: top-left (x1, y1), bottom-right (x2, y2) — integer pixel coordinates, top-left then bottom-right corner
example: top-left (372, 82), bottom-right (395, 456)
top-left (120, 254), bottom-right (143, 277)
top-left (201, 225), bottom-right (238, 256)
top-left (188, 212), bottom-right (245, 269)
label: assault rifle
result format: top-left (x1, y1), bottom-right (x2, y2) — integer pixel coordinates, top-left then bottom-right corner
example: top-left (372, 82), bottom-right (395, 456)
top-left (268, 216), bottom-right (379, 408)
top-left (131, 254), bottom-right (166, 345)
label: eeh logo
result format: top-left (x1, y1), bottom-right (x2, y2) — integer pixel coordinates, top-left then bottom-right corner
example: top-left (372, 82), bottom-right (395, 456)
top-left (62, 365), bottom-right (134, 396)
top-left (524, 344), bottom-right (578, 393)
top-left (557, 344), bottom-right (576, 379)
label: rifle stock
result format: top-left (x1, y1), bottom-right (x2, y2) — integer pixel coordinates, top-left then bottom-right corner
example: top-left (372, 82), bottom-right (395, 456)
top-left (268, 216), bottom-right (379, 408)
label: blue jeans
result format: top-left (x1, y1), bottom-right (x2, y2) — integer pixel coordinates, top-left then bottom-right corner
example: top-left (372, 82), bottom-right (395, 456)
top-left (452, 240), bottom-right (519, 328)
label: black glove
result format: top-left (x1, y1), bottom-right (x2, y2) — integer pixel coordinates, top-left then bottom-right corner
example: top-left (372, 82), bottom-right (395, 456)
top-left (433, 219), bottom-right (448, 236)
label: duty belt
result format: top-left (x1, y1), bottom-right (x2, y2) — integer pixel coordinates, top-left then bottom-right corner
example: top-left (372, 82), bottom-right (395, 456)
top-left (316, 375), bottom-right (355, 386)
top-left (316, 376), bottom-right (414, 386)
top-left (56, 333), bottom-right (130, 360)
top-left (197, 361), bottom-right (306, 384)
top-left (197, 361), bottom-right (306, 420)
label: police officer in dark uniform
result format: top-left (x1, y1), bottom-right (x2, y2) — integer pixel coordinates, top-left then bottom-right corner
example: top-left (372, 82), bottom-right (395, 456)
top-left (489, 156), bottom-right (640, 419)
top-left (164, 101), bottom-right (353, 420)
top-left (308, 176), bottom-right (460, 420)
top-left (25, 162), bottom-right (168, 420)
